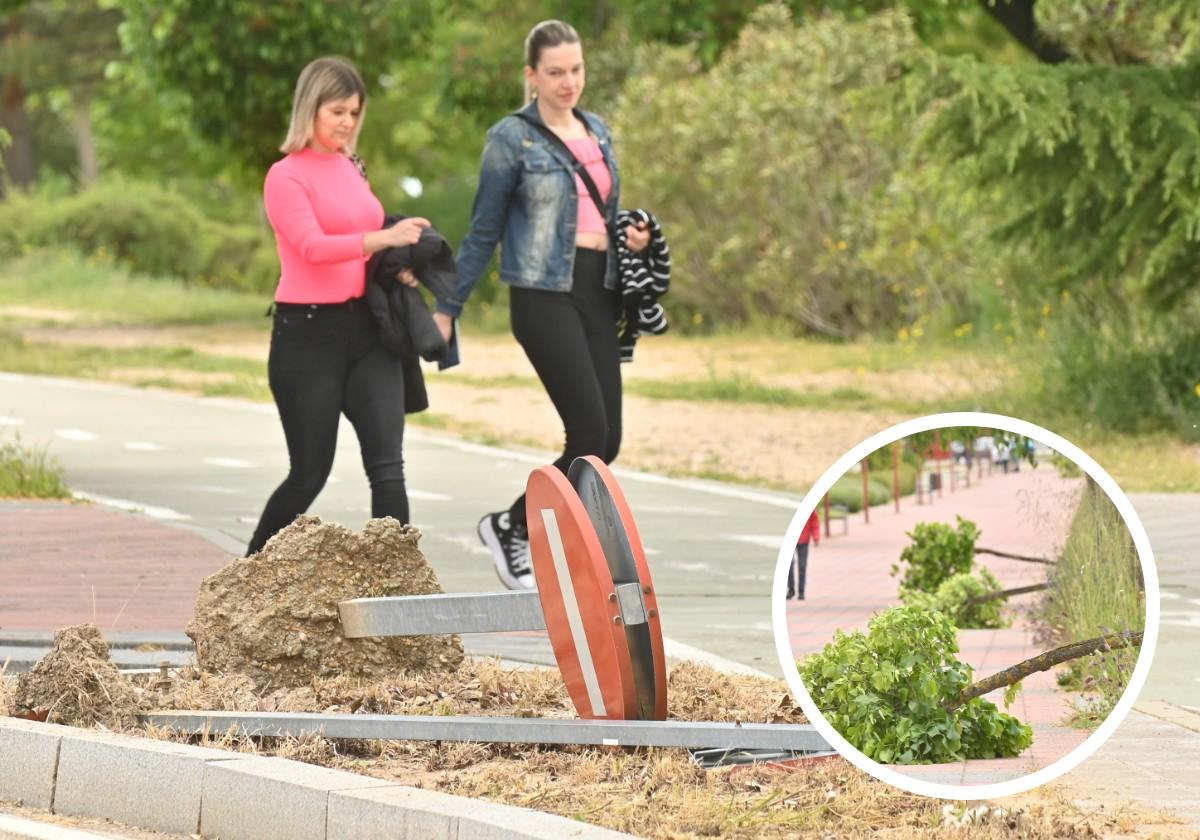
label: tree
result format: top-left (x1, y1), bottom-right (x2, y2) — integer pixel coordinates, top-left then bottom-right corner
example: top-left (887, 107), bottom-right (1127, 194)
top-left (113, 0), bottom-right (434, 175)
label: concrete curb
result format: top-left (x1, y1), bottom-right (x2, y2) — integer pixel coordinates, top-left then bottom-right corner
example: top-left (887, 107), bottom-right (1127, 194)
top-left (0, 717), bottom-right (633, 840)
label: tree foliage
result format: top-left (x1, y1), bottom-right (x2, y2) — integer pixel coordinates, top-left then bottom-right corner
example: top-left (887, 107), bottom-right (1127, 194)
top-left (113, 0), bottom-right (433, 174)
top-left (900, 567), bottom-right (1009, 629)
top-left (892, 515), bottom-right (980, 593)
top-left (616, 5), bottom-right (922, 335)
top-left (799, 606), bottom-right (1032, 764)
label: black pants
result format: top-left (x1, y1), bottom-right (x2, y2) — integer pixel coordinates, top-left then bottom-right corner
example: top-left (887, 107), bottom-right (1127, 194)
top-left (507, 248), bottom-right (621, 527)
top-left (246, 298), bottom-right (408, 555)
top-left (788, 542), bottom-right (810, 598)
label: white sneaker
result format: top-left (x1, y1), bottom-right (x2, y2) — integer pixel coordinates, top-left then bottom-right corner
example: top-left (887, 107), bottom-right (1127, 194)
top-left (477, 511), bottom-right (534, 590)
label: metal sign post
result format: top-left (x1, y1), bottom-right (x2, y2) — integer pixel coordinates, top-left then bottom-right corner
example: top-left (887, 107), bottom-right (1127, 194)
top-left (144, 457), bottom-right (830, 760)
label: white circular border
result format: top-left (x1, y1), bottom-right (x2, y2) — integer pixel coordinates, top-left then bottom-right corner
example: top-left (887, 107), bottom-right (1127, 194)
top-left (772, 411), bottom-right (1160, 800)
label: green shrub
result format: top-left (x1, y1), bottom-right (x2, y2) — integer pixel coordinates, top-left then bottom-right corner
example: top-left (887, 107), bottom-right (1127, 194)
top-left (826, 472), bottom-right (891, 513)
top-left (892, 516), bottom-right (980, 593)
top-left (798, 606), bottom-right (1032, 764)
top-left (0, 434), bottom-right (70, 499)
top-left (0, 180), bottom-right (277, 294)
top-left (901, 568), bottom-right (1009, 629)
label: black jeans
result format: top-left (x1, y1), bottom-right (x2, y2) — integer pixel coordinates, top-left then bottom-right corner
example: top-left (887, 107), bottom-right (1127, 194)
top-left (246, 298), bottom-right (408, 555)
top-left (507, 248), bottom-right (621, 528)
top-left (788, 542), bottom-right (810, 598)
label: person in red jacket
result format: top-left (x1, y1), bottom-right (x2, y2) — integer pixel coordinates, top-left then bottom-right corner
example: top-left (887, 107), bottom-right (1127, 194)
top-left (787, 509), bottom-right (821, 600)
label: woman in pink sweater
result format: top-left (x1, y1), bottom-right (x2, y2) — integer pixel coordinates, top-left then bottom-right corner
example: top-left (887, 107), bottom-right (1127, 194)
top-left (245, 57), bottom-right (430, 556)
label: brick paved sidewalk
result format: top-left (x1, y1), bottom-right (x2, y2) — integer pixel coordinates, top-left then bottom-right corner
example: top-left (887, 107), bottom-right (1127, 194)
top-left (0, 500), bottom-right (235, 634)
top-left (787, 464), bottom-right (1093, 785)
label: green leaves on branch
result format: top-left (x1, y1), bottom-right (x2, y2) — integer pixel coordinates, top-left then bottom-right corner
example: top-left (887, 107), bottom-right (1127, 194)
top-left (900, 567), bottom-right (1009, 629)
top-left (904, 54), bottom-right (1200, 309)
top-left (892, 515), bottom-right (979, 593)
top-left (798, 606), bottom-right (1032, 764)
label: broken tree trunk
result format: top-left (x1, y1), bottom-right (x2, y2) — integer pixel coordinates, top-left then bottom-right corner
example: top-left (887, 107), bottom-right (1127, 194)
top-left (944, 629), bottom-right (1143, 710)
top-left (975, 546), bottom-right (1055, 565)
top-left (964, 582), bottom-right (1050, 606)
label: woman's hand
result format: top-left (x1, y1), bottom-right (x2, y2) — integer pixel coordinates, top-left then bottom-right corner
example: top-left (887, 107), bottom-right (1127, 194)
top-left (433, 311), bottom-right (454, 344)
top-left (625, 222), bottom-right (650, 253)
top-left (396, 268), bottom-right (418, 287)
top-left (362, 217), bottom-right (431, 255)
top-left (384, 217), bottom-right (431, 247)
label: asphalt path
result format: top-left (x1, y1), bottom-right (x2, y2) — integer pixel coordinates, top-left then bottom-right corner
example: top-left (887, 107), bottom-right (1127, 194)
top-left (2, 372), bottom-right (1197, 702)
top-left (0, 372), bottom-right (797, 675)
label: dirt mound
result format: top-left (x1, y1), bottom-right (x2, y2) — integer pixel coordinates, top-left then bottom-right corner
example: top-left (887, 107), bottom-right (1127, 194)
top-left (12, 624), bottom-right (142, 727)
top-left (186, 515), bottom-right (463, 689)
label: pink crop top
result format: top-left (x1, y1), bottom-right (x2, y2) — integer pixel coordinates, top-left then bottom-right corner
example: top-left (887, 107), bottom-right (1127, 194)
top-left (565, 137), bottom-right (611, 236)
top-left (262, 147), bottom-right (385, 303)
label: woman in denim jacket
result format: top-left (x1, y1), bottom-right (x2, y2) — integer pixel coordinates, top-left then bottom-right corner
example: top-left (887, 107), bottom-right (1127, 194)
top-left (433, 19), bottom-right (650, 589)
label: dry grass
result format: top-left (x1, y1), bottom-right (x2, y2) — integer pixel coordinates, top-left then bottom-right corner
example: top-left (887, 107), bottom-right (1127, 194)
top-left (3, 651), bottom-right (1189, 838)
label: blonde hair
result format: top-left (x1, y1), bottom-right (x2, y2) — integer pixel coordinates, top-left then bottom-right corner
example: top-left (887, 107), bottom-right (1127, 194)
top-left (523, 20), bottom-right (581, 104)
top-left (280, 56), bottom-right (367, 155)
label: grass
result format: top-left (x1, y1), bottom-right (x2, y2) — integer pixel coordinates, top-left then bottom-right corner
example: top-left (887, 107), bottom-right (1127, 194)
top-left (0, 250), bottom-right (266, 326)
top-left (1039, 480), bottom-right (1146, 727)
top-left (0, 431), bottom-right (70, 498)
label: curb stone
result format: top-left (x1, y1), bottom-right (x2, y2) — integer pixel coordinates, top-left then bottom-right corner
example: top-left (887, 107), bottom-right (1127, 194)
top-left (0, 718), bottom-right (634, 840)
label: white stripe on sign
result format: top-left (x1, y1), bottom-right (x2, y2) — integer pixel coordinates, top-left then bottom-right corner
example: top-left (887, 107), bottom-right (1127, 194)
top-left (541, 507), bottom-right (606, 718)
top-left (203, 457), bottom-right (256, 469)
top-left (55, 428), bottom-right (97, 441)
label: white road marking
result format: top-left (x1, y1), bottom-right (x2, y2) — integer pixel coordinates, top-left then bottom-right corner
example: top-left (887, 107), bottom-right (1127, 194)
top-left (124, 441), bottom-right (165, 451)
top-left (661, 637), bottom-right (773, 678)
top-left (408, 489), bottom-right (452, 501)
top-left (194, 485), bottom-right (242, 495)
top-left (203, 457), bottom-right (256, 469)
top-left (1161, 611), bottom-right (1200, 628)
top-left (542, 506), bottom-right (606, 718)
top-left (0, 416), bottom-right (24, 426)
top-left (438, 534), bottom-right (491, 556)
top-left (672, 561), bottom-right (712, 572)
top-left (728, 534), bottom-right (785, 549)
top-left (1160, 592), bottom-right (1182, 600)
top-left (73, 491), bottom-right (191, 521)
top-left (54, 428), bottom-right (97, 441)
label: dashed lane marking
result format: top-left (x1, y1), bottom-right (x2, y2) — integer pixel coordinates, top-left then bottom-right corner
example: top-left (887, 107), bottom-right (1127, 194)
top-left (202, 457), bottom-right (256, 469)
top-left (123, 441), bottom-right (165, 451)
top-left (54, 428), bottom-right (97, 441)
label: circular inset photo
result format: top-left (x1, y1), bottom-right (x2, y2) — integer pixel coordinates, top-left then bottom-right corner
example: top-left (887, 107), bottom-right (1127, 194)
top-left (773, 412), bottom-right (1158, 800)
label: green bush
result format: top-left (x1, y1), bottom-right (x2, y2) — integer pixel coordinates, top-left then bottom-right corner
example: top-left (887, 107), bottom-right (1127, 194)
top-left (826, 472), bottom-right (891, 513)
top-left (0, 180), bottom-right (276, 294)
top-left (901, 568), bottom-right (1009, 629)
top-left (798, 606), bottom-right (1032, 764)
top-left (892, 516), bottom-right (980, 592)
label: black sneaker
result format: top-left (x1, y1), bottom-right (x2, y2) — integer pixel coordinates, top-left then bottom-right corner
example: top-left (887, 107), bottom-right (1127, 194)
top-left (477, 511), bottom-right (533, 590)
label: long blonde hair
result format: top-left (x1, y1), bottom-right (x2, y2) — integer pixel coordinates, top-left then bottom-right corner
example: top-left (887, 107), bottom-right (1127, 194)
top-left (523, 20), bottom-right (581, 105)
top-left (280, 56), bottom-right (367, 154)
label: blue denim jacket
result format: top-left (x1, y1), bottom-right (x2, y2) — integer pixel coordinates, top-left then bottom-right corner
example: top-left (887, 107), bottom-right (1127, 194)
top-left (439, 100), bottom-right (621, 317)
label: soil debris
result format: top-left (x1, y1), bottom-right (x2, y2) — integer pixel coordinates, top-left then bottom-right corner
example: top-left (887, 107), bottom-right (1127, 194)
top-left (186, 515), bottom-right (464, 690)
top-left (11, 624), bottom-right (142, 727)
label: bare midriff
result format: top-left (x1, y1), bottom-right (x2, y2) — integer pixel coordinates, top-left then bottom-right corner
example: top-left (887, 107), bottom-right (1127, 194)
top-left (576, 232), bottom-right (607, 251)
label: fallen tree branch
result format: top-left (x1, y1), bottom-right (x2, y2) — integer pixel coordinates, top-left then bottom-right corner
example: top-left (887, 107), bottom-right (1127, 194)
top-left (975, 546), bottom-right (1055, 565)
top-left (964, 582), bottom-right (1049, 605)
top-left (944, 629), bottom-right (1144, 710)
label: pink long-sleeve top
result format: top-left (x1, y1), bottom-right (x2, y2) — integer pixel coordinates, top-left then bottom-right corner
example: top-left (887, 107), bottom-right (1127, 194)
top-left (263, 147), bottom-right (384, 303)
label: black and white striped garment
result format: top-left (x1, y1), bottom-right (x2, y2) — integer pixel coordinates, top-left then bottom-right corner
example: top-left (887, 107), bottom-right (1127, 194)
top-left (615, 208), bottom-right (670, 363)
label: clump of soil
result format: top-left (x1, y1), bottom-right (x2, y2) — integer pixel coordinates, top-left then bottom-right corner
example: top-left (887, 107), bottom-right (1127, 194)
top-left (12, 624), bottom-right (142, 727)
top-left (187, 515), bottom-right (463, 690)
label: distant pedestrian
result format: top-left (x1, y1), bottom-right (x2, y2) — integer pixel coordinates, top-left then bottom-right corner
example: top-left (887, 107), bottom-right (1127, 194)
top-left (246, 57), bottom-right (432, 556)
top-left (787, 509), bottom-right (821, 600)
top-left (431, 20), bottom-right (655, 590)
